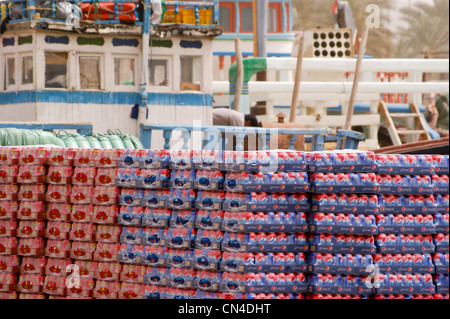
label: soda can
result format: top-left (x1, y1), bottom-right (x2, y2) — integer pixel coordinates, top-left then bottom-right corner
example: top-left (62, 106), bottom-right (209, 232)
top-left (365, 235), bottom-right (375, 246)
top-left (311, 173), bottom-right (324, 185)
top-left (335, 234), bottom-right (345, 245)
top-left (254, 253), bottom-right (266, 265)
top-left (391, 175), bottom-right (403, 186)
top-left (337, 194), bottom-right (347, 205)
top-left (358, 195), bottom-right (369, 206)
top-left (404, 214), bottom-right (414, 226)
top-left (327, 193), bottom-right (337, 206)
top-left (344, 235), bottom-right (355, 246)
top-left (355, 235), bottom-right (365, 246)
top-left (347, 194), bottom-right (358, 205)
top-left (276, 233), bottom-right (287, 244)
top-left (405, 234), bottom-right (415, 246)
top-left (349, 173), bottom-right (361, 185)
top-left (335, 213), bottom-right (347, 225)
top-left (335, 173), bottom-right (349, 185)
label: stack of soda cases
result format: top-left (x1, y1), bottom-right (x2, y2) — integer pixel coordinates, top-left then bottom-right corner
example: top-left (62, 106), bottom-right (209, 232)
top-left (0, 146), bottom-right (123, 299)
top-left (0, 146), bottom-right (50, 299)
top-left (371, 154), bottom-right (449, 299)
top-left (218, 150), bottom-right (311, 299)
top-left (307, 151), bottom-right (379, 299)
top-left (115, 149), bottom-right (201, 299)
top-left (64, 148), bottom-right (123, 299)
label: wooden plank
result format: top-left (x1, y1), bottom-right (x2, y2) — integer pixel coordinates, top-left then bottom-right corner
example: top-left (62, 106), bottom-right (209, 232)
top-left (290, 35), bottom-right (304, 123)
top-left (410, 102), bottom-right (431, 141)
top-left (378, 100), bottom-right (402, 146)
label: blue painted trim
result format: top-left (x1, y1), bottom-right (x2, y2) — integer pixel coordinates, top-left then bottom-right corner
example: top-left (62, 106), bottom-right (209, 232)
top-left (0, 90), bottom-right (213, 107)
top-left (179, 40), bottom-right (202, 49)
top-left (213, 51), bottom-right (291, 57)
top-left (2, 37), bottom-right (14, 47)
top-left (216, 33), bottom-right (295, 41)
top-left (112, 38), bottom-right (140, 47)
top-left (44, 35), bottom-right (69, 45)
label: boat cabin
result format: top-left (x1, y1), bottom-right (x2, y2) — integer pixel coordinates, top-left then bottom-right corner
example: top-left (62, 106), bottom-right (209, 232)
top-left (0, 0), bottom-right (222, 147)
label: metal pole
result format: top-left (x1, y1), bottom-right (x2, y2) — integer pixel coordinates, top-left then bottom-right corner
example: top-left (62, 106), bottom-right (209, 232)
top-left (344, 27), bottom-right (369, 131)
top-left (290, 35), bottom-right (304, 123)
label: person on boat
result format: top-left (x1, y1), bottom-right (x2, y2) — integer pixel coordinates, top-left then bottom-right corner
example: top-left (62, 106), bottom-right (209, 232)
top-left (212, 108), bottom-right (259, 127)
top-left (425, 94), bottom-right (449, 138)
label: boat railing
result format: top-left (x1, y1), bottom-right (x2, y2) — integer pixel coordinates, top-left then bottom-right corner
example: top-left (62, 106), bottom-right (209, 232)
top-left (0, 0), bottom-right (219, 27)
top-left (0, 121), bottom-right (93, 135)
top-left (138, 123), bottom-right (365, 151)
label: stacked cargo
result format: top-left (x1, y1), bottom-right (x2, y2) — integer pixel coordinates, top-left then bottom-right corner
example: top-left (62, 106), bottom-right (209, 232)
top-left (218, 151), bottom-right (310, 299)
top-left (0, 146), bottom-right (449, 299)
top-left (307, 151), bottom-right (378, 299)
top-left (372, 154), bottom-right (449, 299)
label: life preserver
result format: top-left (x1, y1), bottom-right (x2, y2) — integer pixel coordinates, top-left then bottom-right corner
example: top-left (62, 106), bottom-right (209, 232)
top-left (80, 2), bottom-right (136, 22)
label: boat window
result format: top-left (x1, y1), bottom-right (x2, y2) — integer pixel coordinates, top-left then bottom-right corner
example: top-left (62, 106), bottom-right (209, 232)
top-left (79, 56), bottom-right (101, 90)
top-left (45, 52), bottom-right (68, 88)
top-left (149, 58), bottom-right (169, 87)
top-left (6, 56), bottom-right (15, 87)
top-left (267, 4), bottom-right (281, 33)
top-left (219, 2), bottom-right (235, 33)
top-left (114, 57), bottom-right (135, 86)
top-left (240, 5), bottom-right (253, 32)
top-left (21, 55), bottom-right (33, 85)
top-left (180, 56), bottom-right (202, 92)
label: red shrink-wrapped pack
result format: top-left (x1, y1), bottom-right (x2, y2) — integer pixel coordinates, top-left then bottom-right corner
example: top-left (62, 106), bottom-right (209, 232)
top-left (95, 261), bottom-right (123, 282)
top-left (0, 184), bottom-right (19, 201)
top-left (0, 219), bottom-right (17, 237)
top-left (96, 224), bottom-right (121, 243)
top-left (73, 260), bottom-right (98, 279)
top-left (0, 201), bottom-right (18, 220)
top-left (71, 204), bottom-right (94, 223)
top-left (118, 282), bottom-right (145, 299)
top-left (45, 221), bottom-right (72, 240)
top-left (120, 264), bottom-right (146, 283)
top-left (46, 203), bottom-right (72, 221)
top-left (70, 241), bottom-right (97, 260)
top-left (17, 220), bottom-right (45, 238)
top-left (95, 168), bottom-right (118, 186)
top-left (93, 280), bottom-right (121, 299)
top-left (69, 223), bottom-right (96, 242)
top-left (66, 277), bottom-right (96, 298)
top-left (94, 242), bottom-right (120, 262)
top-left (42, 275), bottom-right (67, 296)
top-left (0, 291), bottom-right (19, 299)
top-left (17, 201), bottom-right (46, 220)
top-left (17, 237), bottom-right (45, 257)
top-left (0, 165), bottom-right (18, 184)
top-left (44, 258), bottom-right (72, 276)
top-left (0, 237), bottom-right (18, 255)
top-left (47, 166), bottom-right (73, 185)
top-left (18, 147), bottom-right (49, 166)
top-left (17, 274), bottom-right (45, 293)
top-left (0, 147), bottom-right (21, 165)
top-left (73, 149), bottom-right (95, 167)
top-left (45, 239), bottom-right (71, 259)
top-left (73, 167), bottom-right (97, 186)
top-left (93, 149), bottom-right (123, 168)
top-left (92, 205), bottom-right (119, 224)
top-left (18, 184), bottom-right (46, 201)
top-left (92, 186), bottom-right (120, 205)
top-left (47, 148), bottom-right (76, 166)
top-left (70, 185), bottom-right (94, 205)
top-left (20, 257), bottom-right (47, 275)
top-left (46, 185), bottom-right (72, 203)
top-left (0, 255), bottom-right (20, 273)
top-left (17, 165), bottom-right (47, 184)
top-left (0, 273), bottom-right (17, 292)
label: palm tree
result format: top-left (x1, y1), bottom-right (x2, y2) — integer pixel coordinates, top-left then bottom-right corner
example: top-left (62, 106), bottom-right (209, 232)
top-left (397, 0), bottom-right (449, 58)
